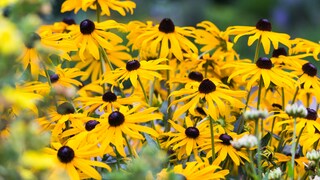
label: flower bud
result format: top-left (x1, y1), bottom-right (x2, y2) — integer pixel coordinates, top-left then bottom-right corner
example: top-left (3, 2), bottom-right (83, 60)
top-left (268, 167), bottom-right (282, 180)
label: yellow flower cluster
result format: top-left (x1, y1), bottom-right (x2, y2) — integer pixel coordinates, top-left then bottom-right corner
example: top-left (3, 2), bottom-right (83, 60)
top-left (1, 0), bottom-right (320, 180)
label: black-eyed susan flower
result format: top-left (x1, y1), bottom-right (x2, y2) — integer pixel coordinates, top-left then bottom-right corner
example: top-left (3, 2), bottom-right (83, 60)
top-left (101, 58), bottom-right (170, 89)
top-left (223, 57), bottom-right (297, 90)
top-left (164, 117), bottom-right (211, 160)
top-left (129, 18), bottom-right (198, 61)
top-left (202, 132), bottom-right (250, 166)
top-left (69, 19), bottom-right (123, 61)
top-left (157, 160), bottom-right (229, 180)
top-left (49, 65), bottom-right (86, 88)
top-left (271, 47), bottom-right (309, 71)
top-left (169, 78), bottom-right (246, 120)
top-left (94, 105), bottom-right (161, 157)
top-left (44, 140), bottom-right (111, 180)
top-left (81, 0), bottom-right (136, 16)
top-left (226, 18), bottom-right (291, 54)
top-left (75, 91), bottom-right (144, 114)
top-left (292, 62), bottom-right (320, 91)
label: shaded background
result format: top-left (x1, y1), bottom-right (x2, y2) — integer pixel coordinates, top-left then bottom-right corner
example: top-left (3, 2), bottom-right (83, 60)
top-left (50, 0), bottom-right (320, 67)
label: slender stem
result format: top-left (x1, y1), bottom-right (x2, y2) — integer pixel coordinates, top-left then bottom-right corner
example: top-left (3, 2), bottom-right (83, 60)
top-left (165, 60), bottom-right (171, 132)
top-left (237, 88), bottom-right (252, 134)
top-left (248, 150), bottom-right (258, 180)
top-left (255, 118), bottom-right (262, 179)
top-left (99, 48), bottom-right (107, 93)
top-left (148, 78), bottom-right (156, 106)
top-left (123, 134), bottom-right (133, 157)
top-left (253, 37), bottom-right (261, 63)
top-left (295, 125), bottom-right (305, 151)
top-left (291, 87), bottom-right (299, 105)
top-left (209, 117), bottom-right (216, 162)
top-left (269, 117), bottom-right (277, 146)
top-left (281, 87), bottom-right (285, 110)
top-left (96, 1), bottom-right (101, 23)
top-left (137, 76), bottom-right (148, 103)
top-left (42, 63), bottom-right (58, 109)
top-left (290, 117), bottom-right (297, 179)
top-left (257, 76), bottom-right (263, 110)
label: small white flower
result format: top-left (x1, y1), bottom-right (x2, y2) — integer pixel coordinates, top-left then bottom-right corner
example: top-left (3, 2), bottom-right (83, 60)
top-left (306, 149), bottom-right (320, 161)
top-left (285, 103), bottom-right (307, 118)
top-left (231, 134), bottom-right (258, 149)
top-left (243, 109), bottom-right (269, 121)
top-left (268, 167), bottom-right (282, 180)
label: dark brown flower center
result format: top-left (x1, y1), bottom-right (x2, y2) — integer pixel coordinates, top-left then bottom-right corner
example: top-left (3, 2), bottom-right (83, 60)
top-left (80, 19), bottom-right (95, 34)
top-left (198, 79), bottom-right (216, 94)
top-left (102, 92), bottom-right (117, 102)
top-left (188, 71), bottom-right (204, 82)
top-left (219, 133), bottom-right (233, 145)
top-left (108, 111), bottom-right (125, 127)
top-left (57, 146), bottom-right (75, 163)
top-left (57, 102), bottom-right (75, 115)
top-left (85, 120), bottom-right (100, 131)
top-left (272, 103), bottom-right (282, 110)
top-left (126, 60), bottom-right (141, 71)
top-left (63, 17), bottom-right (76, 25)
top-left (306, 108), bottom-right (317, 120)
top-left (25, 32), bottom-right (41, 48)
top-left (185, 127), bottom-right (200, 139)
top-left (256, 57), bottom-right (273, 69)
top-left (158, 18), bottom-right (175, 33)
top-left (50, 74), bottom-right (59, 83)
top-left (256, 18), bottom-right (272, 31)
top-left (302, 63), bottom-right (317, 77)
top-left (272, 47), bottom-right (287, 57)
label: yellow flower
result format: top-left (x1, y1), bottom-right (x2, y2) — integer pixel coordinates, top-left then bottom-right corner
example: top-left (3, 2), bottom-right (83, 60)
top-left (165, 117), bottom-right (211, 160)
top-left (157, 160), bottom-right (229, 180)
top-left (226, 18), bottom-right (291, 54)
top-left (223, 57), bottom-right (296, 90)
top-left (169, 78), bottom-right (246, 120)
top-left (202, 132), bottom-right (250, 166)
top-left (44, 140), bottom-right (111, 180)
top-left (291, 38), bottom-right (320, 60)
top-left (69, 19), bottom-right (124, 61)
top-left (102, 58), bottom-right (170, 89)
top-left (82, 0), bottom-right (136, 16)
top-left (129, 18), bottom-right (198, 61)
top-left (49, 65), bottom-right (86, 88)
top-left (94, 105), bottom-right (161, 157)
top-left (292, 62), bottom-right (320, 91)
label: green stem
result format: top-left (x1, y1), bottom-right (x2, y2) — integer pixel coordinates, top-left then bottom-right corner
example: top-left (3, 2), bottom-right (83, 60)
top-left (137, 76), bottom-right (148, 103)
top-left (253, 37), bottom-right (261, 63)
top-left (148, 78), bottom-right (156, 106)
top-left (165, 61), bottom-right (171, 132)
top-left (269, 117), bottom-right (277, 146)
top-left (209, 117), bottom-right (216, 162)
top-left (281, 87), bottom-right (285, 111)
top-left (257, 76), bottom-right (263, 110)
top-left (123, 134), bottom-right (133, 157)
top-left (290, 117), bottom-right (297, 179)
top-left (96, 1), bottom-right (101, 23)
top-left (295, 125), bottom-right (305, 151)
top-left (237, 88), bottom-right (252, 134)
top-left (248, 150), bottom-right (258, 180)
top-left (291, 87), bottom-right (299, 105)
top-left (255, 118), bottom-right (262, 179)
top-left (99, 48), bottom-right (107, 93)
top-left (43, 63), bottom-right (58, 109)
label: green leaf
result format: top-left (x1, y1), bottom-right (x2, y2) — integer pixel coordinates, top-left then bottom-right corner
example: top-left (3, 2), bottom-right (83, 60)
top-left (261, 132), bottom-right (271, 147)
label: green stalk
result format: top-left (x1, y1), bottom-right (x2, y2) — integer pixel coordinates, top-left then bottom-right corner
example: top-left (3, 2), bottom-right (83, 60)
top-left (257, 76), bottom-right (263, 110)
top-left (237, 88), bottom-right (252, 134)
top-left (123, 134), bottom-right (134, 157)
top-left (165, 60), bottom-right (171, 132)
top-left (253, 37), bottom-right (261, 63)
top-left (255, 118), bottom-right (262, 179)
top-left (137, 76), bottom-right (148, 103)
top-left (281, 87), bottom-right (285, 110)
top-left (290, 117), bottom-right (297, 179)
top-left (291, 87), bottom-right (299, 105)
top-left (269, 117), bottom-right (277, 146)
top-left (209, 117), bottom-right (216, 162)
